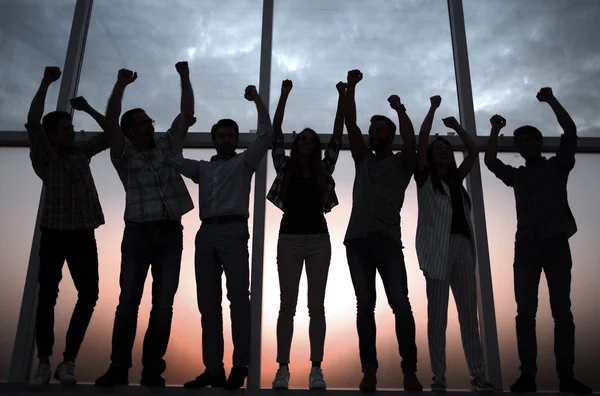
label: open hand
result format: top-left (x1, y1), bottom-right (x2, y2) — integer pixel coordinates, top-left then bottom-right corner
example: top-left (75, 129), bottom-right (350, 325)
top-left (430, 95), bottom-right (442, 109)
top-left (69, 96), bottom-right (89, 111)
top-left (536, 87), bottom-right (554, 103)
top-left (43, 67), bottom-right (61, 84)
top-left (281, 79), bottom-right (293, 94)
top-left (490, 114), bottom-right (506, 129)
top-left (442, 116), bottom-right (460, 129)
top-left (244, 85), bottom-right (260, 102)
top-left (347, 69), bottom-right (363, 86)
top-left (117, 69), bottom-right (137, 85)
top-left (175, 61), bottom-right (189, 76)
top-left (336, 81), bottom-right (347, 93)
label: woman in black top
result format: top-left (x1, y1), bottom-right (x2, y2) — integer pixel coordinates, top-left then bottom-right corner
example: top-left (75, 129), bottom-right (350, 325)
top-left (266, 79), bottom-right (345, 390)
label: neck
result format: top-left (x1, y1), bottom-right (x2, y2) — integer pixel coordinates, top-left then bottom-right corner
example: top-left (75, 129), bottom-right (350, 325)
top-left (525, 153), bottom-right (543, 164)
top-left (134, 139), bottom-right (154, 151)
top-left (374, 147), bottom-right (393, 159)
top-left (435, 163), bottom-right (449, 176)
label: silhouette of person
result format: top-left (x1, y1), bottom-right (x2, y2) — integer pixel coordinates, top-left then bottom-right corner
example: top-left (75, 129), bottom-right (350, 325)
top-left (26, 66), bottom-right (108, 388)
top-left (268, 79), bottom-right (345, 390)
top-left (95, 63), bottom-right (195, 388)
top-left (343, 69), bottom-right (423, 392)
top-left (171, 85), bottom-right (273, 390)
top-left (484, 88), bottom-right (592, 395)
top-left (414, 95), bottom-right (494, 392)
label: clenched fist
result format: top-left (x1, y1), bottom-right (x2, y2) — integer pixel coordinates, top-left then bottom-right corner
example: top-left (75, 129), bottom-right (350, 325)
top-left (442, 116), bottom-right (460, 129)
top-left (244, 85), bottom-right (260, 102)
top-left (536, 87), bottom-right (554, 103)
top-left (347, 69), bottom-right (363, 86)
top-left (117, 69), bottom-right (137, 85)
top-left (388, 95), bottom-right (405, 111)
top-left (336, 81), bottom-right (347, 93)
top-left (175, 61), bottom-right (189, 76)
top-left (281, 79), bottom-right (293, 94)
top-left (490, 114), bottom-right (506, 129)
top-left (43, 67), bottom-right (61, 84)
top-left (69, 97), bottom-right (89, 111)
top-left (430, 95), bottom-right (442, 109)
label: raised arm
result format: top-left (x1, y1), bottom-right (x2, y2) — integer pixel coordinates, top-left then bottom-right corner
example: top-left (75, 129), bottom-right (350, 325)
top-left (105, 69), bottom-right (137, 159)
top-left (271, 80), bottom-right (293, 173)
top-left (484, 114), bottom-right (514, 186)
top-left (244, 85), bottom-right (274, 171)
top-left (331, 81), bottom-right (346, 143)
top-left (417, 95), bottom-right (441, 170)
top-left (442, 116), bottom-right (477, 181)
top-left (70, 96), bottom-right (109, 159)
top-left (537, 87), bottom-right (577, 169)
top-left (170, 112), bottom-right (201, 183)
top-left (388, 94), bottom-right (417, 170)
top-left (28, 67), bottom-right (60, 127)
top-left (345, 69), bottom-right (366, 163)
top-left (170, 61), bottom-right (196, 154)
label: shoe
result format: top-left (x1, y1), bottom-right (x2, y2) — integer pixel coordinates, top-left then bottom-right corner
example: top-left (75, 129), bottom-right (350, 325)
top-left (431, 375), bottom-right (447, 392)
top-left (184, 369), bottom-right (227, 388)
top-left (559, 377), bottom-right (592, 395)
top-left (29, 364), bottom-right (51, 388)
top-left (510, 374), bottom-right (536, 393)
top-left (140, 369), bottom-right (166, 387)
top-left (404, 371), bottom-right (423, 391)
top-left (55, 361), bottom-right (77, 384)
top-left (309, 367), bottom-right (326, 390)
top-left (95, 366), bottom-right (129, 387)
top-left (471, 373), bottom-right (494, 392)
top-left (225, 366), bottom-right (248, 390)
top-left (359, 368), bottom-right (377, 392)
top-left (272, 366), bottom-right (290, 389)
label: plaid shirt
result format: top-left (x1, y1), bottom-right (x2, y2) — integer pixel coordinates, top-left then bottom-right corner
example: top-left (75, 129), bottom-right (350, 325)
top-left (112, 130), bottom-right (194, 222)
top-left (26, 123), bottom-right (108, 230)
top-left (266, 134), bottom-right (341, 213)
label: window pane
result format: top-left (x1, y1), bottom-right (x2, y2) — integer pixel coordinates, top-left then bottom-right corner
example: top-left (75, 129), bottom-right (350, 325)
top-left (40, 149), bottom-right (254, 385)
top-left (74, 0), bottom-right (263, 133)
top-left (465, 0), bottom-right (600, 137)
top-left (270, 0), bottom-right (459, 135)
top-left (0, 0), bottom-right (76, 130)
top-left (482, 153), bottom-right (600, 391)
top-left (262, 150), bottom-right (472, 390)
top-left (0, 148), bottom-right (42, 380)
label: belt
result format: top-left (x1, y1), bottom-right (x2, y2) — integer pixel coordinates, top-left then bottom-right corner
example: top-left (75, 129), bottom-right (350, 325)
top-left (202, 215), bottom-right (248, 225)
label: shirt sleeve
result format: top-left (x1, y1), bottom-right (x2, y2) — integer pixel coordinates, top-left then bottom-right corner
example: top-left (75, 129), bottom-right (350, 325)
top-left (322, 138), bottom-right (342, 176)
top-left (82, 132), bottom-right (109, 160)
top-left (414, 166), bottom-right (430, 188)
top-left (25, 123), bottom-right (51, 179)
top-left (170, 152), bottom-right (201, 184)
top-left (245, 124), bottom-right (274, 172)
top-left (553, 133), bottom-right (577, 171)
top-left (487, 158), bottom-right (516, 187)
top-left (271, 134), bottom-right (289, 173)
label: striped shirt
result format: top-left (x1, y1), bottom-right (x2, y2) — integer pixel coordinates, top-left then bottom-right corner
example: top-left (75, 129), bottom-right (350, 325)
top-left (26, 123), bottom-right (107, 230)
top-left (266, 134), bottom-right (341, 214)
top-left (112, 130), bottom-right (194, 222)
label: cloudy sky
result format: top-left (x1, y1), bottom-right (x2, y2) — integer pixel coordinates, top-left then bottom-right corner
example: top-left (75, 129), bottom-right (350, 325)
top-left (0, 0), bottom-right (599, 391)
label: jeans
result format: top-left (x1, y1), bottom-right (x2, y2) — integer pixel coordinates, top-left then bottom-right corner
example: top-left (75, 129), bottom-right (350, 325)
top-left (36, 228), bottom-right (99, 360)
top-left (195, 221), bottom-right (251, 372)
top-left (345, 234), bottom-right (418, 373)
top-left (276, 234), bottom-right (331, 365)
top-left (110, 220), bottom-right (183, 374)
top-left (513, 233), bottom-right (575, 379)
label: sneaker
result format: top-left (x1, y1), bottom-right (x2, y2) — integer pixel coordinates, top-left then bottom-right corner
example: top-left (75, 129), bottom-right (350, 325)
top-left (404, 371), bottom-right (424, 391)
top-left (559, 377), bottom-right (592, 395)
top-left (95, 366), bottom-right (129, 387)
top-left (140, 369), bottom-right (166, 387)
top-left (431, 376), bottom-right (447, 392)
top-left (184, 369), bottom-right (227, 388)
top-left (359, 368), bottom-right (377, 392)
top-left (309, 367), bottom-right (326, 390)
top-left (28, 364), bottom-right (51, 388)
top-left (510, 374), bottom-right (536, 393)
top-left (224, 366), bottom-right (248, 390)
top-left (55, 361), bottom-right (77, 384)
top-left (272, 366), bottom-right (290, 389)
top-left (470, 373), bottom-right (494, 392)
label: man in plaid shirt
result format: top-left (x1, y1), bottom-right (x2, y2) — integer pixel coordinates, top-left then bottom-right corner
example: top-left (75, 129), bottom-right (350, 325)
top-left (95, 63), bottom-right (194, 388)
top-left (27, 67), bottom-right (109, 388)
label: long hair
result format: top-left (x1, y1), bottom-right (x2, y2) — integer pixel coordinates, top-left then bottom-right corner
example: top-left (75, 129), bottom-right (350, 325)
top-left (426, 137), bottom-right (471, 208)
top-left (280, 128), bottom-right (323, 201)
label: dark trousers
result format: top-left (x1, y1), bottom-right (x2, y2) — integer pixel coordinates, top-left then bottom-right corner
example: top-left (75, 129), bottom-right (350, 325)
top-left (513, 233), bottom-right (575, 379)
top-left (345, 235), bottom-right (418, 373)
top-left (110, 220), bottom-right (183, 374)
top-left (194, 221), bottom-right (251, 372)
top-left (36, 228), bottom-right (99, 360)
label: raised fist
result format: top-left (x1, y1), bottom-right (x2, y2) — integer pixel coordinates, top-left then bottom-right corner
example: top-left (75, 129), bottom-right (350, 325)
top-left (175, 61), bottom-right (189, 76)
top-left (347, 69), bottom-right (363, 86)
top-left (43, 67), bottom-right (61, 83)
top-left (117, 69), bottom-right (137, 85)
top-left (442, 116), bottom-right (460, 129)
top-left (387, 95), bottom-right (403, 111)
top-left (490, 114), bottom-right (506, 129)
top-left (69, 96), bottom-right (89, 111)
top-left (536, 87), bottom-right (554, 103)
top-left (336, 81), bottom-right (347, 93)
top-left (244, 85), bottom-right (259, 102)
top-left (430, 95), bottom-right (442, 109)
top-left (281, 79), bottom-right (293, 94)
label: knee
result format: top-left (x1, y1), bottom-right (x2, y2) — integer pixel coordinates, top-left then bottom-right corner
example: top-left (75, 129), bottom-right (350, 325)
top-left (356, 298), bottom-right (376, 316)
top-left (389, 295), bottom-right (413, 317)
top-left (279, 299), bottom-right (297, 318)
top-left (227, 288), bottom-right (250, 308)
top-left (307, 301), bottom-right (325, 318)
top-left (552, 308), bottom-right (574, 324)
top-left (78, 286), bottom-right (99, 308)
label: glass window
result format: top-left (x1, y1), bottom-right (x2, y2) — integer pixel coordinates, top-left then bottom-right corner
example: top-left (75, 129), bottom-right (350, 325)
top-left (482, 153), bottom-right (600, 391)
top-left (0, 0), bottom-right (76, 130)
top-left (262, 150), bottom-right (473, 389)
top-left (73, 0), bottom-right (263, 134)
top-left (269, 0), bottom-right (459, 136)
top-left (41, 149), bottom-right (255, 385)
top-left (0, 148), bottom-right (43, 380)
top-left (464, 0), bottom-right (600, 137)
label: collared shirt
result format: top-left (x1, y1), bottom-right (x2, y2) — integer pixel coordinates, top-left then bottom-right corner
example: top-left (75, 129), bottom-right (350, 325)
top-left (170, 124), bottom-right (274, 221)
top-left (344, 151), bottom-right (414, 245)
top-left (112, 130), bottom-right (194, 223)
top-left (26, 123), bottom-right (107, 230)
top-left (487, 133), bottom-right (578, 240)
top-left (266, 134), bottom-right (341, 213)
